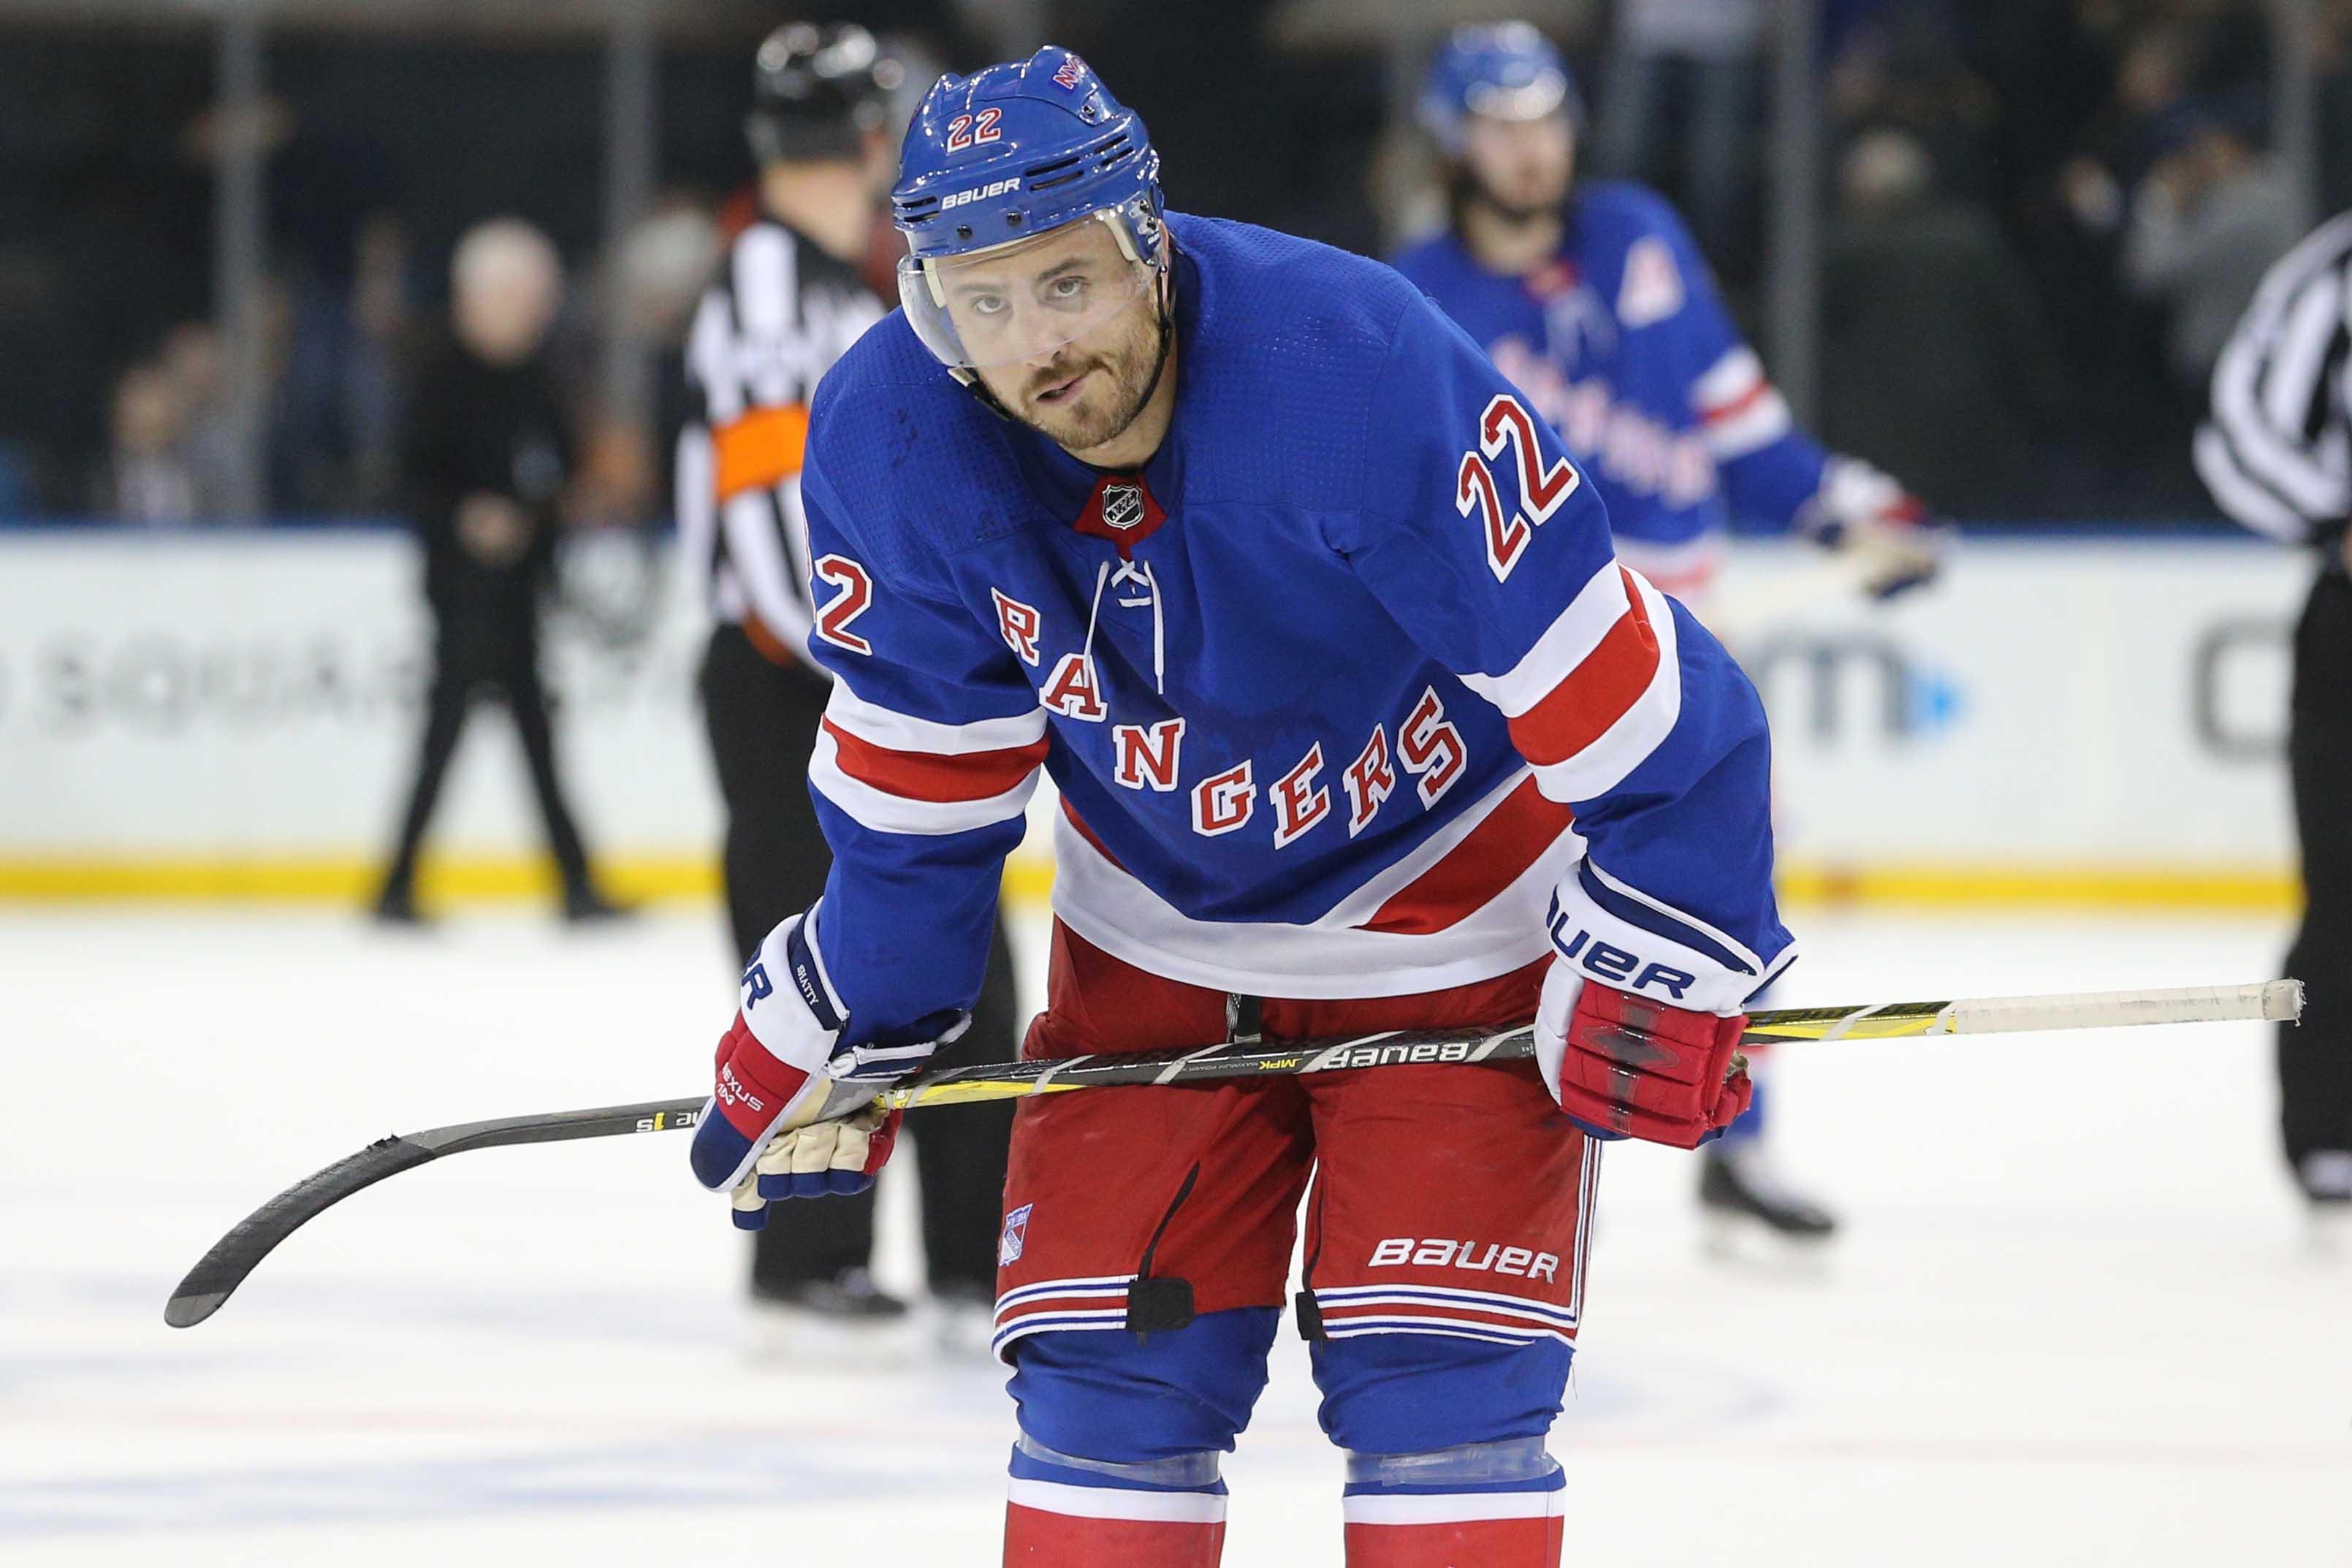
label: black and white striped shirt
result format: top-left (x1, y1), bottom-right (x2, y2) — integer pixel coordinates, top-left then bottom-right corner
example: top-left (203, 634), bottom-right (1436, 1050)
top-left (2195, 210), bottom-right (2352, 555)
top-left (678, 218), bottom-right (885, 661)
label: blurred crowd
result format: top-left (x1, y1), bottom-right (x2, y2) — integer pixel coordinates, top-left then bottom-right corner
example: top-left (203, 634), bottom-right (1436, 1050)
top-left (1809, 0), bottom-right (2332, 515)
top-left (1, 0), bottom-right (2348, 525)
top-left (1542, 0), bottom-right (2345, 516)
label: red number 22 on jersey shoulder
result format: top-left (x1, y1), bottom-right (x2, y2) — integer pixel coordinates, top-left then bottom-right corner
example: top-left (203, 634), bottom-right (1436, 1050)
top-left (813, 555), bottom-right (875, 655)
top-left (1455, 393), bottom-right (1580, 583)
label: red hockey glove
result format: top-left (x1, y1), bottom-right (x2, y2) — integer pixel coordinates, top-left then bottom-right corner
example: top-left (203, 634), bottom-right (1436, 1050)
top-left (1534, 962), bottom-right (1753, 1149)
top-left (689, 905), bottom-right (964, 1231)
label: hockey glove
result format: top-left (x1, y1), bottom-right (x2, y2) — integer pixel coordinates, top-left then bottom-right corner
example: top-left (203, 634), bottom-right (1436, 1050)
top-left (725, 1103), bottom-right (904, 1231)
top-left (1534, 961), bottom-right (1753, 1149)
top-left (1801, 455), bottom-right (1948, 601)
top-left (689, 905), bottom-right (967, 1228)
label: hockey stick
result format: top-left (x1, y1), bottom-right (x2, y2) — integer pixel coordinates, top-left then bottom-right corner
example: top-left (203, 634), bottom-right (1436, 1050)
top-left (164, 978), bottom-right (2300, 1328)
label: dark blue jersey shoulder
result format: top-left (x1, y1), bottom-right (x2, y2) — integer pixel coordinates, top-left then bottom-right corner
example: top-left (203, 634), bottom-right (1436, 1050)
top-left (1162, 214), bottom-right (1426, 514)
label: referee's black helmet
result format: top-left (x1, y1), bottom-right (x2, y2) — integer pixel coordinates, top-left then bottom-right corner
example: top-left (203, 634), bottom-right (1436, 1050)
top-left (746, 22), bottom-right (905, 164)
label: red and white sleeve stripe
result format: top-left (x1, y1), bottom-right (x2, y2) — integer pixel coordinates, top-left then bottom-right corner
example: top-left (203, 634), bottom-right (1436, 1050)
top-left (1459, 563), bottom-right (1682, 804)
top-left (809, 680), bottom-right (1049, 837)
top-left (1693, 346), bottom-right (1793, 460)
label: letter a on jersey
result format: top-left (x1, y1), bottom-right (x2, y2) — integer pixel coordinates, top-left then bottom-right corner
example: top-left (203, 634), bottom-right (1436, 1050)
top-left (1043, 653), bottom-right (1107, 721)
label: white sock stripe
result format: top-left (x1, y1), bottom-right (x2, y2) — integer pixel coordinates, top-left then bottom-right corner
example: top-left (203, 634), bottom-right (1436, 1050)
top-left (1006, 1477), bottom-right (1228, 1526)
top-left (1343, 1488), bottom-right (1565, 1526)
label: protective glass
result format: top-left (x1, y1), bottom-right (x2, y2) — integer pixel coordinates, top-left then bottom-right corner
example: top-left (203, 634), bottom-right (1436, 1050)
top-left (898, 211), bottom-right (1157, 372)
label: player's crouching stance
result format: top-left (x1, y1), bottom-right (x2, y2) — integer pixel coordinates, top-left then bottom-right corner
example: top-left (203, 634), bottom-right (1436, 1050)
top-left (686, 47), bottom-right (1793, 1568)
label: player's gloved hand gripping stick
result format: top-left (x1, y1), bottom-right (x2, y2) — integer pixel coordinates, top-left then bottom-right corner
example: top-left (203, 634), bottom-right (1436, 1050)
top-left (692, 905), bottom-right (970, 1229)
top-left (165, 979), bottom-right (2303, 1328)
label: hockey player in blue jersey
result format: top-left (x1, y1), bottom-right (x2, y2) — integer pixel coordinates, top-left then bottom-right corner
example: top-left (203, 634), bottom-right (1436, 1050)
top-left (1394, 23), bottom-right (1948, 1249)
top-left (685, 46), bottom-right (1795, 1567)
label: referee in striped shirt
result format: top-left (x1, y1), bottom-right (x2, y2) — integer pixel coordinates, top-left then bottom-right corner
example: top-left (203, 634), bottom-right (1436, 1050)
top-left (2195, 211), bottom-right (2352, 1230)
top-left (679, 23), bottom-right (1019, 1344)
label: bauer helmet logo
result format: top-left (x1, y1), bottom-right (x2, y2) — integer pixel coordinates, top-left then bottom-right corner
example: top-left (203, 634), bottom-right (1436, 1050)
top-left (941, 177), bottom-right (1021, 211)
top-left (1101, 484), bottom-right (1146, 531)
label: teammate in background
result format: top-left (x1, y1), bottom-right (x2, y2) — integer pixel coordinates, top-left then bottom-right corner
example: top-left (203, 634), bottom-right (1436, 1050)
top-left (1391, 23), bottom-right (1946, 1247)
top-left (2193, 211), bottom-right (2352, 1251)
top-left (687, 48), bottom-right (1793, 1567)
top-left (677, 23), bottom-right (1020, 1350)
top-left (375, 220), bottom-right (622, 925)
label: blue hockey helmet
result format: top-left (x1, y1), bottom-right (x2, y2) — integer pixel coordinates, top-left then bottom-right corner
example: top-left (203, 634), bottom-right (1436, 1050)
top-left (1420, 23), bottom-right (1581, 153)
top-left (890, 46), bottom-right (1167, 373)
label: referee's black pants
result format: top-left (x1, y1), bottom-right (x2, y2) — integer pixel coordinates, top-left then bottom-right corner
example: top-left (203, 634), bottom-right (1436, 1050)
top-left (382, 592), bottom-right (595, 900)
top-left (2283, 569), bottom-right (2352, 1176)
top-left (700, 623), bottom-right (1019, 1298)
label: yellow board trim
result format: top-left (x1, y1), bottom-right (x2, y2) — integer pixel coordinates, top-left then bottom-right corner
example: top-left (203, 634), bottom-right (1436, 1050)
top-left (0, 852), bottom-right (2297, 913)
top-left (0, 855), bottom-right (722, 906)
top-left (1773, 863), bottom-right (2295, 913)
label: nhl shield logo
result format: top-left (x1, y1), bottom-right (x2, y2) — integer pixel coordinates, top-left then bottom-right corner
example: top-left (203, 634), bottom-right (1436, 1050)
top-left (999, 1203), bottom-right (1034, 1266)
top-left (1101, 484), bottom-right (1146, 532)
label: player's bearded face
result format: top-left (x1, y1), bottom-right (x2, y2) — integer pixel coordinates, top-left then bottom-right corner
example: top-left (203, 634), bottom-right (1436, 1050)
top-left (1465, 110), bottom-right (1575, 221)
top-left (938, 218), bottom-right (1164, 452)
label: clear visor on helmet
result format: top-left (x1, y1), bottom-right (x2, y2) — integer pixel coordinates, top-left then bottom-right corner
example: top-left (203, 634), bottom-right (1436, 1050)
top-left (899, 209), bottom-right (1157, 373)
top-left (1466, 70), bottom-right (1567, 124)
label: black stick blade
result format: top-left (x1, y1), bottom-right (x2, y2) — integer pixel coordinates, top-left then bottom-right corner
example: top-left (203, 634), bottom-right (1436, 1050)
top-left (165, 1135), bottom-right (438, 1328)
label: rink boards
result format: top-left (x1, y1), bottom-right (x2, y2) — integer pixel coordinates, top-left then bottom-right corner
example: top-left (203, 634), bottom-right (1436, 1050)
top-left (0, 526), bottom-right (2309, 908)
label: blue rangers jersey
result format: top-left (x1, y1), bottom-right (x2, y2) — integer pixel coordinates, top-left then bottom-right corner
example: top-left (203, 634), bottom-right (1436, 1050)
top-left (1391, 181), bottom-right (1829, 595)
top-left (794, 213), bottom-right (1794, 1044)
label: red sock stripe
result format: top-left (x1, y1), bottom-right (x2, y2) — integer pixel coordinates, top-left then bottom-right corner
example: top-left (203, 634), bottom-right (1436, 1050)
top-left (1344, 1514), bottom-right (1564, 1567)
top-left (1004, 1503), bottom-right (1227, 1567)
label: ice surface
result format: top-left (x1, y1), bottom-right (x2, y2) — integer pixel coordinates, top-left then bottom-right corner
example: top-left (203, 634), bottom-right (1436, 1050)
top-left (2, 905), bottom-right (2343, 1565)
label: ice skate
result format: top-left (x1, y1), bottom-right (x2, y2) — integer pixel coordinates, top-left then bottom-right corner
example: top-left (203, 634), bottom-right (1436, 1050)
top-left (1700, 1143), bottom-right (1838, 1258)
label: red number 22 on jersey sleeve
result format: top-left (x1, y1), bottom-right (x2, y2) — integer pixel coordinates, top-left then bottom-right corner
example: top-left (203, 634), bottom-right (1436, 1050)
top-left (812, 555), bottom-right (875, 655)
top-left (1456, 394), bottom-right (1581, 583)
